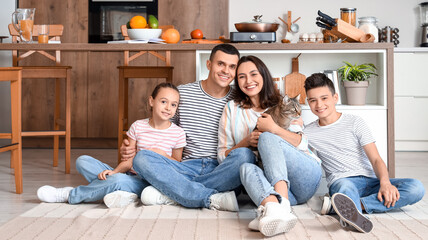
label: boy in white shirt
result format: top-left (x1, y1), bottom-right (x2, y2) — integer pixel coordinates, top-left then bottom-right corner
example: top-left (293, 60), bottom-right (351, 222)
top-left (303, 73), bottom-right (425, 233)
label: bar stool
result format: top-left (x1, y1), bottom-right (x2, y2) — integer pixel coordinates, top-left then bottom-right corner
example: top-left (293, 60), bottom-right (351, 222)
top-left (117, 25), bottom-right (174, 163)
top-left (0, 67), bottom-right (23, 193)
top-left (8, 24), bottom-right (72, 174)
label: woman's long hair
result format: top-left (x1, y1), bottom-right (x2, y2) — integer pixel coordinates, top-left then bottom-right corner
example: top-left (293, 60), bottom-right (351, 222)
top-left (233, 55), bottom-right (281, 109)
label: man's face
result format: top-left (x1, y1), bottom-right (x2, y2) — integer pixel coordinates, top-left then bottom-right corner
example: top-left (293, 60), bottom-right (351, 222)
top-left (306, 86), bottom-right (338, 119)
top-left (206, 50), bottom-right (239, 89)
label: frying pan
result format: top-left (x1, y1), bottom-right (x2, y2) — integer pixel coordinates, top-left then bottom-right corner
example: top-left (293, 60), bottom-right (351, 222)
top-left (234, 22), bottom-right (279, 32)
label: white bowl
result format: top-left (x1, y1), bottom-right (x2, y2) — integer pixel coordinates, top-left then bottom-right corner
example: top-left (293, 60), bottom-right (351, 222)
top-left (127, 28), bottom-right (162, 40)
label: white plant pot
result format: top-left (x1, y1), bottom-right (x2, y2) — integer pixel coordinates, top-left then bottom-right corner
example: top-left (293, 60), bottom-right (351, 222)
top-left (343, 81), bottom-right (369, 105)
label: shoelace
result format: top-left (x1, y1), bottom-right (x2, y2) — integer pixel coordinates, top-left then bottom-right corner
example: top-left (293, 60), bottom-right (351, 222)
top-left (256, 205), bottom-right (266, 220)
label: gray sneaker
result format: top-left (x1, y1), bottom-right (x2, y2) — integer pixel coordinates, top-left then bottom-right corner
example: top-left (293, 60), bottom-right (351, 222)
top-left (209, 191), bottom-right (239, 212)
top-left (331, 193), bottom-right (373, 233)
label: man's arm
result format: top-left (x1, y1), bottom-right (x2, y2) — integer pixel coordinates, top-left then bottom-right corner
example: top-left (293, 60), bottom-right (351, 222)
top-left (364, 142), bottom-right (400, 208)
top-left (120, 138), bottom-right (137, 161)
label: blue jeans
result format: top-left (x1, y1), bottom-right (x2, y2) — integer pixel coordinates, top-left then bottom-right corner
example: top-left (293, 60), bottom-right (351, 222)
top-left (240, 132), bottom-right (322, 206)
top-left (132, 148), bottom-right (256, 208)
top-left (329, 176), bottom-right (425, 213)
top-left (68, 155), bottom-right (149, 204)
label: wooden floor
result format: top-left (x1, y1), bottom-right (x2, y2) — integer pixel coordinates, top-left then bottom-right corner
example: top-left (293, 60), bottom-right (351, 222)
top-left (0, 149), bottom-right (427, 229)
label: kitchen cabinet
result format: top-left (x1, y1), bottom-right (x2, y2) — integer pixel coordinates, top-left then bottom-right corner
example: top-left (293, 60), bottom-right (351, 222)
top-left (394, 51), bottom-right (428, 151)
top-left (197, 44), bottom-right (395, 175)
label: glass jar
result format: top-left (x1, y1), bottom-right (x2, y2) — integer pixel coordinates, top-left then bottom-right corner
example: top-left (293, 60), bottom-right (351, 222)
top-left (340, 8), bottom-right (357, 26)
top-left (358, 17), bottom-right (379, 43)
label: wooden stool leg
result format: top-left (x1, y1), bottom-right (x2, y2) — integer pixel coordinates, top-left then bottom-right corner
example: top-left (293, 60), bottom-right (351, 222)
top-left (11, 73), bottom-right (23, 194)
top-left (118, 69), bottom-right (125, 163)
top-left (53, 78), bottom-right (60, 167)
top-left (65, 68), bottom-right (71, 174)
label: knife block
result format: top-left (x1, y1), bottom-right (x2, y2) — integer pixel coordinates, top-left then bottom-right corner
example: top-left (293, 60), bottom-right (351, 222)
top-left (329, 19), bottom-right (366, 42)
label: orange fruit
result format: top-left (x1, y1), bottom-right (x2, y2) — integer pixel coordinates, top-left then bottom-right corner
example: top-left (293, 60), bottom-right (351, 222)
top-left (191, 29), bottom-right (203, 39)
top-left (129, 16), bottom-right (147, 29)
top-left (161, 29), bottom-right (180, 43)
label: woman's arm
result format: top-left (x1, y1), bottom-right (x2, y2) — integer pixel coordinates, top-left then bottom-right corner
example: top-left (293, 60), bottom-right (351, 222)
top-left (256, 113), bottom-right (302, 147)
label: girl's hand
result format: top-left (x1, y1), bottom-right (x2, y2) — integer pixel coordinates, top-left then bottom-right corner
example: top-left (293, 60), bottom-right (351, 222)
top-left (248, 130), bottom-right (262, 147)
top-left (98, 170), bottom-right (116, 180)
top-left (257, 113), bottom-right (279, 133)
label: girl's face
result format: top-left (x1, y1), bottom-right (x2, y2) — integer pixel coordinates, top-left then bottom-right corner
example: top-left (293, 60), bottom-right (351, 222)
top-left (149, 87), bottom-right (180, 121)
top-left (236, 61), bottom-right (264, 101)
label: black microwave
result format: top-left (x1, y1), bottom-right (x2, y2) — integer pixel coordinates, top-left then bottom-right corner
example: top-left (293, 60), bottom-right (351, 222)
top-left (88, 0), bottom-right (158, 43)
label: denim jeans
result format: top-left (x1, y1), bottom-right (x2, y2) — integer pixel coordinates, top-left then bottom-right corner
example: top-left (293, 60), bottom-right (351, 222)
top-left (329, 176), bottom-right (425, 213)
top-left (68, 155), bottom-right (149, 204)
top-left (240, 132), bottom-right (322, 206)
top-left (132, 148), bottom-right (256, 208)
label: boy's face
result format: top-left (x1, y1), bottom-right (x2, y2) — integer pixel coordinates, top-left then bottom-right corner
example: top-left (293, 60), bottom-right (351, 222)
top-left (206, 50), bottom-right (239, 89)
top-left (306, 86), bottom-right (338, 119)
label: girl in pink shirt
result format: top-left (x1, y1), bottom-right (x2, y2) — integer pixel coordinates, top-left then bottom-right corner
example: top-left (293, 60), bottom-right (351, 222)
top-left (98, 82), bottom-right (186, 180)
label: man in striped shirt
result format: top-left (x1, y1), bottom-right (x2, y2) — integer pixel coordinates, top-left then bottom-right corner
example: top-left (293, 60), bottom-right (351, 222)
top-left (303, 73), bottom-right (425, 233)
top-left (121, 44), bottom-right (256, 211)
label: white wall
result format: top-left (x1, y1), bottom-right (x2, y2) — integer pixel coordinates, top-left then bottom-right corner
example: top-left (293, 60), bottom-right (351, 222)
top-left (0, 0), bottom-right (16, 132)
top-left (229, 0), bottom-right (423, 48)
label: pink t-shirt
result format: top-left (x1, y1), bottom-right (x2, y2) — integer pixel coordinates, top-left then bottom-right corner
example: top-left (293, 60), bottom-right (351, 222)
top-left (127, 118), bottom-right (186, 156)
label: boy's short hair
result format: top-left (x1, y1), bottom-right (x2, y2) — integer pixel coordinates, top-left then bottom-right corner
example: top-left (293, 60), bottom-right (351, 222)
top-left (209, 43), bottom-right (240, 60)
top-left (304, 73), bottom-right (336, 95)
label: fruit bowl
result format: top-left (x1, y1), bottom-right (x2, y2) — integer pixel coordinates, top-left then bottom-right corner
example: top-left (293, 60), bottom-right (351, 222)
top-left (127, 29), bottom-right (162, 40)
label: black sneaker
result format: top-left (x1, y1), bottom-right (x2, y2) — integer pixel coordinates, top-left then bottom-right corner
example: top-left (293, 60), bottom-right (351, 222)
top-left (331, 193), bottom-right (373, 233)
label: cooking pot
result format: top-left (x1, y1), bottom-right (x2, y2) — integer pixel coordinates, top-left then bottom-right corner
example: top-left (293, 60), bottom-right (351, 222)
top-left (235, 15), bottom-right (279, 32)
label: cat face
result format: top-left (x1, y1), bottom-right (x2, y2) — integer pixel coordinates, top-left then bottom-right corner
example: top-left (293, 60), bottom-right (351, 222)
top-left (265, 95), bottom-right (301, 130)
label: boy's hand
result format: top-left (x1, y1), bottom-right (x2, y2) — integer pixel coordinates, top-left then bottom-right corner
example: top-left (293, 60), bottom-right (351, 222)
top-left (98, 170), bottom-right (116, 180)
top-left (378, 182), bottom-right (400, 208)
top-left (120, 139), bottom-right (136, 160)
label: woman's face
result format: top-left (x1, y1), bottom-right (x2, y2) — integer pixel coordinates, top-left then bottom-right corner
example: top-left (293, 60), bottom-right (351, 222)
top-left (236, 61), bottom-right (264, 101)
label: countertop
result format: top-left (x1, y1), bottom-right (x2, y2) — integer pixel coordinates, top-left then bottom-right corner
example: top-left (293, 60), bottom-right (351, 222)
top-left (394, 47), bottom-right (428, 53)
top-left (0, 42), bottom-right (394, 52)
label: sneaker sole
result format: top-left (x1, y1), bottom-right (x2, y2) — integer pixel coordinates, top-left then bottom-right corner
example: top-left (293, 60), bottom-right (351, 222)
top-left (331, 193), bottom-right (373, 233)
top-left (104, 192), bottom-right (138, 208)
top-left (259, 214), bottom-right (298, 237)
top-left (320, 196), bottom-right (331, 215)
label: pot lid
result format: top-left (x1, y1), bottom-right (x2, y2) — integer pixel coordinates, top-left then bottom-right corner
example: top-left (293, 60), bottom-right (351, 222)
top-left (236, 15), bottom-right (277, 24)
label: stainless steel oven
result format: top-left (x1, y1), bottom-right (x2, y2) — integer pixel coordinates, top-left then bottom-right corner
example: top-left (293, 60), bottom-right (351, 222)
top-left (88, 0), bottom-right (158, 43)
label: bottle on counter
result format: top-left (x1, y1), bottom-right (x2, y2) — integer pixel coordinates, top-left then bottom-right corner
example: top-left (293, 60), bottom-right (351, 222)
top-left (340, 8), bottom-right (357, 26)
top-left (358, 17), bottom-right (379, 43)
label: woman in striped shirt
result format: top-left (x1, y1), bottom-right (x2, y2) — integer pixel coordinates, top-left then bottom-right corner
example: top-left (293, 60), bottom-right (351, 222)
top-left (217, 56), bottom-right (322, 236)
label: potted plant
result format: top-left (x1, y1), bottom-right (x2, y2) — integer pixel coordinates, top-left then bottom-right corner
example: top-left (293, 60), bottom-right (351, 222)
top-left (337, 61), bottom-right (378, 105)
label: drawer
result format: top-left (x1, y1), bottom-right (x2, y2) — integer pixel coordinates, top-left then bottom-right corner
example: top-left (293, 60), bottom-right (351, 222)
top-left (394, 53), bottom-right (428, 96)
top-left (395, 96), bottom-right (428, 141)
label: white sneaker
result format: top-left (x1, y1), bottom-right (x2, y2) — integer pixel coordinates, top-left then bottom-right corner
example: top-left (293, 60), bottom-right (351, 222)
top-left (209, 191), bottom-right (239, 212)
top-left (140, 186), bottom-right (177, 206)
top-left (320, 194), bottom-right (332, 215)
top-left (258, 202), bottom-right (298, 237)
top-left (103, 190), bottom-right (138, 208)
top-left (37, 185), bottom-right (73, 203)
top-left (249, 198), bottom-right (292, 231)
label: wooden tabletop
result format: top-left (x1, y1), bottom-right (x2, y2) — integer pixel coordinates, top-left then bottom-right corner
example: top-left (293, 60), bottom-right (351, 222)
top-left (0, 42), bottom-right (394, 52)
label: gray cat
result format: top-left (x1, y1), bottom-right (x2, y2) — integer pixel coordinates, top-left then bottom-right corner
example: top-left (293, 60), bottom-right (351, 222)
top-left (252, 95), bottom-right (302, 165)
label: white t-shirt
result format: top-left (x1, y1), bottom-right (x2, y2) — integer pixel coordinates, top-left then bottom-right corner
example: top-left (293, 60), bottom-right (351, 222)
top-left (303, 113), bottom-right (377, 187)
top-left (127, 118), bottom-right (186, 157)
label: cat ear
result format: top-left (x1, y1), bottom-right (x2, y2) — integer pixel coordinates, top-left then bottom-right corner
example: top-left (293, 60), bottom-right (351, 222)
top-left (295, 94), bottom-right (301, 102)
top-left (283, 95), bottom-right (289, 103)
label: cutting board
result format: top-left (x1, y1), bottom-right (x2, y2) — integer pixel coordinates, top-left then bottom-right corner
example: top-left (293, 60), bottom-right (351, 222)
top-left (182, 38), bottom-right (230, 44)
top-left (284, 57), bottom-right (306, 104)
